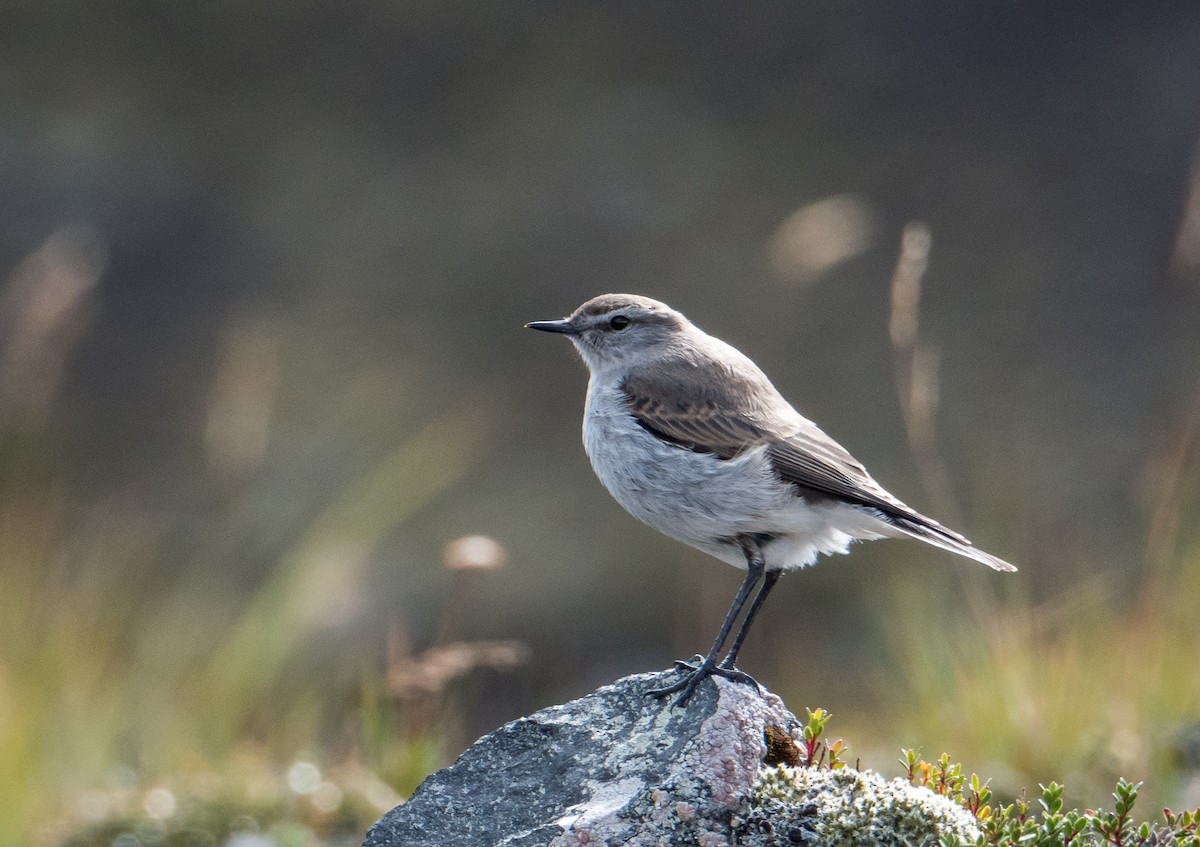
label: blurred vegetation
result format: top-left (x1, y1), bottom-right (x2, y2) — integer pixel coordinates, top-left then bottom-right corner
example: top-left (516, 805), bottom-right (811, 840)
top-left (3, 3), bottom-right (1200, 846)
top-left (873, 210), bottom-right (1200, 813)
top-left (884, 531), bottom-right (1200, 814)
top-left (53, 758), bottom-right (398, 847)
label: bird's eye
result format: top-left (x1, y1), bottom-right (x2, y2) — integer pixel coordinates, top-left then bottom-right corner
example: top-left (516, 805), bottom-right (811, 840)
top-left (609, 314), bottom-right (631, 330)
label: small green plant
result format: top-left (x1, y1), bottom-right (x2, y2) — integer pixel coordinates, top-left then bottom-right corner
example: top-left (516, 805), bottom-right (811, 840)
top-left (801, 707), bottom-right (848, 770)
top-left (898, 749), bottom-right (1200, 847)
top-left (902, 749), bottom-right (970, 801)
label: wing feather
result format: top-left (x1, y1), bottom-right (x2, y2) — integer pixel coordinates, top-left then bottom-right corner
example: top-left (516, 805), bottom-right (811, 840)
top-left (620, 351), bottom-right (897, 517)
top-left (618, 349), bottom-right (1008, 565)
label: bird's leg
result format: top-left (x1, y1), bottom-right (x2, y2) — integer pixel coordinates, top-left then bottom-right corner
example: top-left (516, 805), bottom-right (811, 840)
top-left (719, 569), bottom-right (780, 670)
top-left (646, 536), bottom-right (765, 706)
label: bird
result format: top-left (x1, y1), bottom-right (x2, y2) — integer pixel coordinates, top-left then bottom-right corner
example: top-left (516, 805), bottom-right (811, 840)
top-left (527, 294), bottom-right (1016, 706)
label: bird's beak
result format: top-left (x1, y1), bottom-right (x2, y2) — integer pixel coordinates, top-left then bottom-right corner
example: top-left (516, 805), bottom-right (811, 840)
top-left (526, 318), bottom-right (579, 335)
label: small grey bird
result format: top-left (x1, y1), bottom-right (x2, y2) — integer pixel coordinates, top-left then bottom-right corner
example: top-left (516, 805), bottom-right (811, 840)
top-left (528, 294), bottom-right (1016, 705)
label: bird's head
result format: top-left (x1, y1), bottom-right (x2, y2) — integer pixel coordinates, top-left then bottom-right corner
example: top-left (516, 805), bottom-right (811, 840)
top-left (527, 294), bottom-right (687, 373)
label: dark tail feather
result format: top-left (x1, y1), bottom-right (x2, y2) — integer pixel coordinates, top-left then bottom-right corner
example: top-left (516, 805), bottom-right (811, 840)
top-left (889, 516), bottom-right (1018, 573)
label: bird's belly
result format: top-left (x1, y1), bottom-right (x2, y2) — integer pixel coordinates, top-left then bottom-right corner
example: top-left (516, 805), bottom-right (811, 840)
top-left (582, 408), bottom-right (881, 570)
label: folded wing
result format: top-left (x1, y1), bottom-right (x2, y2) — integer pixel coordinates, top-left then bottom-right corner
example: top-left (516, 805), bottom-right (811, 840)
top-left (620, 351), bottom-right (1016, 573)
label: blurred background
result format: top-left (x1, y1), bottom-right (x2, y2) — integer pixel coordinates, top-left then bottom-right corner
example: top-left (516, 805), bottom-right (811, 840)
top-left (4, 2), bottom-right (1200, 845)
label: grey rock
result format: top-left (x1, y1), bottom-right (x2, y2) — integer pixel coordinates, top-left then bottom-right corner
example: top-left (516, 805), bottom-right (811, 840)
top-left (362, 670), bottom-right (981, 847)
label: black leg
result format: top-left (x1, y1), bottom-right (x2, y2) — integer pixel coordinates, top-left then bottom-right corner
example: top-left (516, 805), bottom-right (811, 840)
top-left (719, 569), bottom-right (780, 670)
top-left (646, 536), bottom-right (766, 706)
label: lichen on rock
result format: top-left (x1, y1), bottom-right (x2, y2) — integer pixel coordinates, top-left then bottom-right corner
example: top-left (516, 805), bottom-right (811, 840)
top-left (738, 765), bottom-right (983, 846)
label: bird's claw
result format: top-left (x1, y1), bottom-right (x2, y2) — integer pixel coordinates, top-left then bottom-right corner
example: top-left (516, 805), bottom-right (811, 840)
top-left (715, 663), bottom-right (762, 692)
top-left (645, 657), bottom-right (763, 706)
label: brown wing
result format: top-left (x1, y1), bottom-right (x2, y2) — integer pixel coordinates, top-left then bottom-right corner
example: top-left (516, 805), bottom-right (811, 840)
top-left (619, 349), bottom-right (781, 454)
top-left (619, 351), bottom-right (876, 496)
top-left (619, 350), bottom-right (974, 545)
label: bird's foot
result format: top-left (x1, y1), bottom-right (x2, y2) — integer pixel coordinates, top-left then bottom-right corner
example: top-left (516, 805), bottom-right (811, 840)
top-left (646, 657), bottom-right (762, 707)
top-left (716, 660), bottom-right (762, 692)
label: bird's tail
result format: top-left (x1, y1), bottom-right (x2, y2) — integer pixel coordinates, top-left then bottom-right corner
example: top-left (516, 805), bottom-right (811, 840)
top-left (888, 516), bottom-right (1018, 572)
